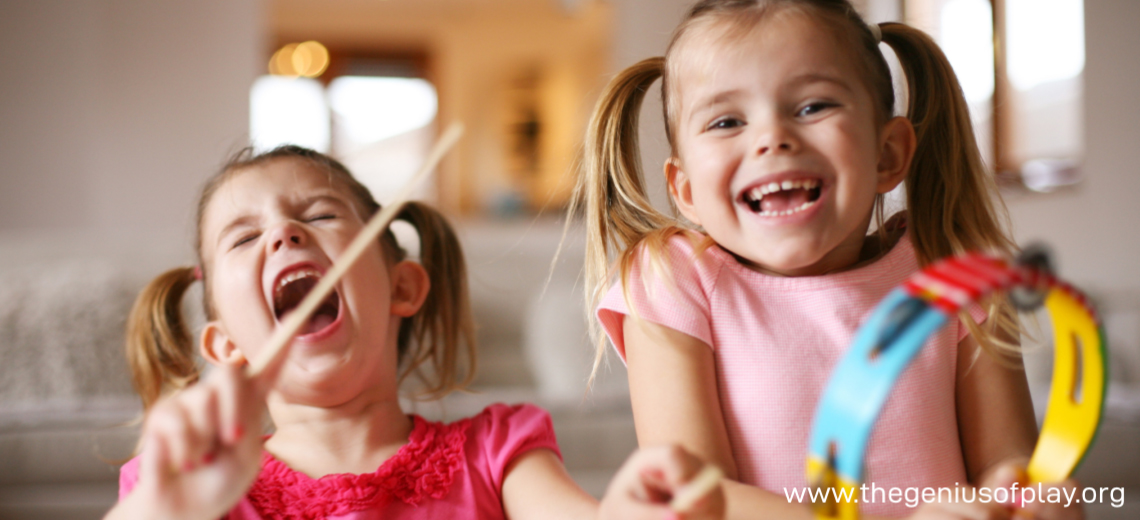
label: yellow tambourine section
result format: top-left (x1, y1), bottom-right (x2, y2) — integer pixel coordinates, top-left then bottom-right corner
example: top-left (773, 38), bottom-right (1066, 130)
top-left (1027, 287), bottom-right (1108, 484)
top-left (806, 457), bottom-right (860, 520)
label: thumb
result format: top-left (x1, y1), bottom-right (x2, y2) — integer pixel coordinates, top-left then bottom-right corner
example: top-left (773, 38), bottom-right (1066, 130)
top-left (139, 431), bottom-right (172, 490)
top-left (981, 462), bottom-right (1025, 489)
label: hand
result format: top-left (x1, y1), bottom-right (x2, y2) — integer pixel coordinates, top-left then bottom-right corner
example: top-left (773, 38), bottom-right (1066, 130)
top-left (979, 461), bottom-right (1084, 520)
top-left (600, 445), bottom-right (726, 520)
top-left (108, 364), bottom-right (264, 520)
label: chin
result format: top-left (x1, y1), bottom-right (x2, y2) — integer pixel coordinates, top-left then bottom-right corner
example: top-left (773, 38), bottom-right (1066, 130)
top-left (747, 243), bottom-right (831, 276)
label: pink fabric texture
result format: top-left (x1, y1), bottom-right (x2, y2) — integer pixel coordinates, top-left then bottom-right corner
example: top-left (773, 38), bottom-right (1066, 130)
top-left (119, 403), bottom-right (561, 519)
top-left (597, 233), bottom-right (985, 518)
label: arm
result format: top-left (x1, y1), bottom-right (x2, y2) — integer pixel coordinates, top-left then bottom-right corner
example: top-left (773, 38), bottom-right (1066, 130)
top-left (501, 449), bottom-right (598, 520)
top-left (955, 332), bottom-right (1038, 483)
top-left (623, 316), bottom-right (815, 520)
top-left (626, 317), bottom-right (1016, 520)
top-left (956, 330), bottom-right (1082, 520)
top-left (502, 445), bottom-right (728, 520)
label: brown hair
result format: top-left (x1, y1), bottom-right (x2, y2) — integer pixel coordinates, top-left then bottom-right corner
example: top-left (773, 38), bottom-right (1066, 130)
top-left (125, 145), bottom-right (476, 411)
top-left (570, 0), bottom-right (1019, 381)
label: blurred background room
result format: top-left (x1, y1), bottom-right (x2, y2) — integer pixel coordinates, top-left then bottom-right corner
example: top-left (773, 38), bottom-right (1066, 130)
top-left (0, 0), bottom-right (1137, 518)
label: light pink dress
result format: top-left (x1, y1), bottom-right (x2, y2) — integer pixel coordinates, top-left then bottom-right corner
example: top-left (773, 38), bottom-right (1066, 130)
top-left (598, 232), bottom-right (983, 518)
top-left (119, 403), bottom-right (560, 519)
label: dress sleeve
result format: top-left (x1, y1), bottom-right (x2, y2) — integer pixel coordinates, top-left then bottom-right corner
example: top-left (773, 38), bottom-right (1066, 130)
top-left (596, 235), bottom-right (718, 360)
top-left (471, 403), bottom-right (562, 493)
top-left (118, 455), bottom-right (142, 501)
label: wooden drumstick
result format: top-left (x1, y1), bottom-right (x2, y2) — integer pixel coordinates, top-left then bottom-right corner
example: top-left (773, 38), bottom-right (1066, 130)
top-left (670, 464), bottom-right (724, 513)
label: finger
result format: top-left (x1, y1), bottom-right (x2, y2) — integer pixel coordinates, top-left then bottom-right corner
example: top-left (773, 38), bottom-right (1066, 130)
top-left (146, 400), bottom-right (197, 473)
top-left (669, 464), bottom-right (723, 513)
top-left (140, 430), bottom-right (172, 489)
top-left (637, 446), bottom-right (721, 513)
top-left (176, 387), bottom-right (220, 469)
top-left (214, 364), bottom-right (250, 445)
top-left (979, 458), bottom-right (1028, 490)
top-left (185, 383), bottom-right (221, 465)
top-left (651, 445), bottom-right (709, 488)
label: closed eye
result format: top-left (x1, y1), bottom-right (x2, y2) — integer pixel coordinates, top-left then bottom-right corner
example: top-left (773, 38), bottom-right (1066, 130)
top-left (232, 233), bottom-right (259, 249)
top-left (306, 214), bottom-right (336, 223)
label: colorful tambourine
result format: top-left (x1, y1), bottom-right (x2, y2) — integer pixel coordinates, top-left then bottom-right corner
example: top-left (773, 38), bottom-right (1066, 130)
top-left (806, 248), bottom-right (1107, 520)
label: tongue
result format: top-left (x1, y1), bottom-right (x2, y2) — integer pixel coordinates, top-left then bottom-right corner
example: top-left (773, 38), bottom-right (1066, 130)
top-left (301, 313), bottom-right (336, 335)
top-left (760, 189), bottom-right (812, 213)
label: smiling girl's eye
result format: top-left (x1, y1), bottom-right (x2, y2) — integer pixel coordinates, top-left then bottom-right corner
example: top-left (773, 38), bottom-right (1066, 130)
top-left (797, 102), bottom-right (835, 118)
top-left (707, 117), bottom-right (744, 131)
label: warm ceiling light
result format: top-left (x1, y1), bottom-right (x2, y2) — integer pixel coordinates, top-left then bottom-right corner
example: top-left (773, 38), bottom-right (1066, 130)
top-left (269, 43), bottom-right (298, 76)
top-left (268, 41), bottom-right (329, 78)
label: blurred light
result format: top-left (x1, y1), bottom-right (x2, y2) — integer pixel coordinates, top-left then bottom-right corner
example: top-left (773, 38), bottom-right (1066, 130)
top-left (270, 44), bottom-right (297, 76)
top-left (268, 41), bottom-right (329, 78)
top-left (1007, 0), bottom-right (1084, 91)
top-left (940, 0), bottom-right (994, 103)
top-left (250, 76), bottom-right (330, 152)
top-left (328, 76), bottom-right (437, 150)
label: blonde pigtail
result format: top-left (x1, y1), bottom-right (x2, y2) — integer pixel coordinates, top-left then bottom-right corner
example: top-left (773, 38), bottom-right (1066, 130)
top-left (879, 23), bottom-right (1016, 264)
top-left (880, 23), bottom-right (1021, 358)
top-left (125, 266), bottom-right (201, 412)
top-left (572, 56), bottom-right (691, 382)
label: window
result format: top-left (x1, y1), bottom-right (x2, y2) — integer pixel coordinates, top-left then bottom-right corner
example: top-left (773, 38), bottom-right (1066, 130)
top-left (902, 0), bottom-right (1085, 191)
top-left (249, 43), bottom-right (438, 202)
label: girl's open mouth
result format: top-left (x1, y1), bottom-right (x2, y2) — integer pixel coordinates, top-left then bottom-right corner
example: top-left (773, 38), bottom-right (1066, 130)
top-left (742, 178), bottom-right (822, 217)
top-left (272, 268), bottom-right (341, 336)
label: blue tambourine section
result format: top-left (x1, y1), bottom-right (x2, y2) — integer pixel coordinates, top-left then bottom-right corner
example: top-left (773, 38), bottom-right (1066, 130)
top-left (807, 288), bottom-right (949, 482)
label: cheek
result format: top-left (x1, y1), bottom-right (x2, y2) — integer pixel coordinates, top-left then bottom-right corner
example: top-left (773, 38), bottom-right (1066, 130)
top-left (682, 146), bottom-right (736, 203)
top-left (211, 256), bottom-right (270, 337)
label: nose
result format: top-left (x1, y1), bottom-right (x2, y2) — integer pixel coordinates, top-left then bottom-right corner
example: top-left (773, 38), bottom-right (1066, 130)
top-left (753, 116), bottom-right (798, 156)
top-left (266, 221), bottom-right (307, 253)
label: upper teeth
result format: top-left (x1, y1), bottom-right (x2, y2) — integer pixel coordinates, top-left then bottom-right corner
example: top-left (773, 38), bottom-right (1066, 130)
top-left (748, 178), bottom-right (820, 201)
top-left (276, 268), bottom-right (321, 295)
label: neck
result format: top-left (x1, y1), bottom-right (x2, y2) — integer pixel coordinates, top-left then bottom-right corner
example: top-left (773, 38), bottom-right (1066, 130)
top-left (264, 388), bottom-right (412, 478)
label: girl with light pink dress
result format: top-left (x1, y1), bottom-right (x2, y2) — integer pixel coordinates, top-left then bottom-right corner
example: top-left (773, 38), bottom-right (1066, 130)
top-left (573, 1), bottom-right (1081, 519)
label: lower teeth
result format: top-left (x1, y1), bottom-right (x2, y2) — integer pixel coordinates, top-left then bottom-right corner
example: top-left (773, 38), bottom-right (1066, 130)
top-left (760, 200), bottom-right (814, 216)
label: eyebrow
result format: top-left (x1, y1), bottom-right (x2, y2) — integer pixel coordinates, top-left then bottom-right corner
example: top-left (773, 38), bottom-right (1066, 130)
top-left (688, 89), bottom-right (746, 121)
top-left (786, 73), bottom-right (854, 93)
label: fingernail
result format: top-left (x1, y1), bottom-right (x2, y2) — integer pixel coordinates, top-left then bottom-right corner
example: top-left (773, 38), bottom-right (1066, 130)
top-left (662, 512), bottom-right (682, 520)
top-left (233, 425), bottom-right (244, 441)
top-left (202, 452), bottom-right (216, 465)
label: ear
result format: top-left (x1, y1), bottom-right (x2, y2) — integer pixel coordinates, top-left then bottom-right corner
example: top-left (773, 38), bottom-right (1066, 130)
top-left (200, 321), bottom-right (247, 367)
top-left (876, 116), bottom-right (917, 194)
top-left (389, 260), bottom-right (430, 318)
top-left (665, 157), bottom-right (702, 226)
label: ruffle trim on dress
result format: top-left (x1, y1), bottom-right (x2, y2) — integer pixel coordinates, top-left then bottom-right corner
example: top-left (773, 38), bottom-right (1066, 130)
top-left (246, 415), bottom-right (470, 519)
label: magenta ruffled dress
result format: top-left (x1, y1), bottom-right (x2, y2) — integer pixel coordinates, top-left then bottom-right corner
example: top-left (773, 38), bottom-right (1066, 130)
top-left (118, 403), bottom-right (561, 519)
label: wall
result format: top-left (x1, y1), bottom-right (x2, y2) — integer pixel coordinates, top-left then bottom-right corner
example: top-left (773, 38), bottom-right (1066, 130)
top-left (1004, 0), bottom-right (1140, 292)
top-left (0, 0), bottom-right (262, 266)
